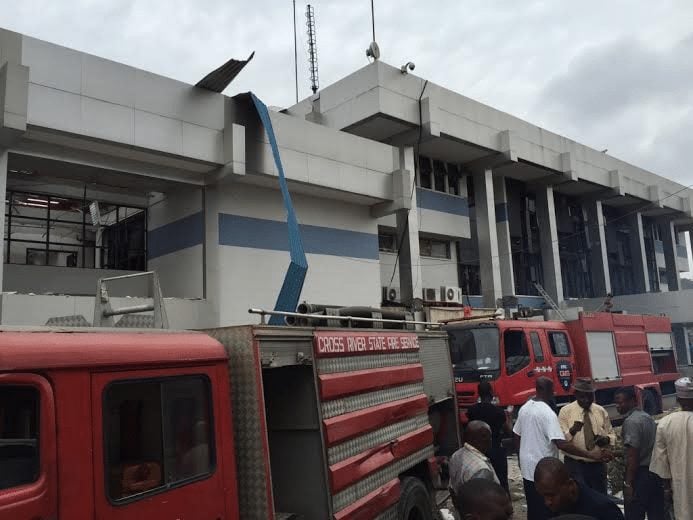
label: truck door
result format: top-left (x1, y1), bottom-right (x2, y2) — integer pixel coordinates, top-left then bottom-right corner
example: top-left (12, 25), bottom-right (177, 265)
top-left (500, 329), bottom-right (535, 404)
top-left (0, 374), bottom-right (57, 520)
top-left (92, 368), bottom-right (229, 520)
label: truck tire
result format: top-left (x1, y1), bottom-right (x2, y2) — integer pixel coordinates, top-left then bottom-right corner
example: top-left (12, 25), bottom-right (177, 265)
top-left (398, 477), bottom-right (434, 520)
top-left (643, 389), bottom-right (660, 416)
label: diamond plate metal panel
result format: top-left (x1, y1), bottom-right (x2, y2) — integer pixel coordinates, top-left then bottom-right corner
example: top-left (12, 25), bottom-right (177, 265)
top-left (115, 314), bottom-right (154, 328)
top-left (44, 315), bottom-right (91, 327)
top-left (204, 326), bottom-right (273, 520)
top-left (417, 335), bottom-right (455, 404)
top-left (328, 414), bottom-right (430, 465)
top-left (321, 383), bottom-right (425, 419)
top-left (317, 352), bottom-right (420, 374)
top-left (332, 446), bottom-right (434, 512)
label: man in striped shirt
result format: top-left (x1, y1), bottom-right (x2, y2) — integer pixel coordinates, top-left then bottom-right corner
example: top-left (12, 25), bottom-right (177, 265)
top-left (449, 420), bottom-right (499, 495)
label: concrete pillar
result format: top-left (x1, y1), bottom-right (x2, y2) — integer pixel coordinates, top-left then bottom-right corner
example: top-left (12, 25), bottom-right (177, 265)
top-left (473, 168), bottom-right (502, 307)
top-left (628, 213), bottom-right (650, 293)
top-left (493, 175), bottom-right (515, 296)
top-left (661, 218), bottom-right (680, 291)
top-left (535, 185), bottom-right (563, 303)
top-left (583, 200), bottom-right (611, 297)
top-left (395, 146), bottom-right (422, 306)
top-left (0, 149), bottom-right (6, 292)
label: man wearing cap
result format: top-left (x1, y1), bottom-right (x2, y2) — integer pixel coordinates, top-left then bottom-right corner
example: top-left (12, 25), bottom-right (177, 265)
top-left (558, 378), bottom-right (615, 494)
top-left (649, 377), bottom-right (693, 519)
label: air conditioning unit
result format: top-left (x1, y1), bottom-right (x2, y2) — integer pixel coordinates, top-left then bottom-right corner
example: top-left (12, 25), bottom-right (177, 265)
top-left (440, 286), bottom-right (463, 304)
top-left (422, 288), bottom-right (439, 302)
top-left (382, 286), bottom-right (401, 303)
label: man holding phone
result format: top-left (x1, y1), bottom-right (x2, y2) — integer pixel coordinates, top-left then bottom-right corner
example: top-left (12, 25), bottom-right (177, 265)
top-left (558, 378), bottom-right (615, 494)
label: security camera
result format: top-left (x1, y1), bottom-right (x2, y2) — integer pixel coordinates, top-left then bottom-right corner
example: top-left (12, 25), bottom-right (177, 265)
top-left (400, 62), bottom-right (415, 74)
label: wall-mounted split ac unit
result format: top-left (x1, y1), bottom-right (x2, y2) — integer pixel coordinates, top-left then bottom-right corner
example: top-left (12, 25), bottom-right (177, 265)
top-left (422, 288), bottom-right (440, 302)
top-left (382, 286), bottom-right (401, 303)
top-left (440, 286), bottom-right (463, 304)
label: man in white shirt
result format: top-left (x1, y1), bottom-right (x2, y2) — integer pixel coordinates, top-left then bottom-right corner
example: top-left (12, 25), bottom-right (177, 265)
top-left (513, 377), bottom-right (608, 520)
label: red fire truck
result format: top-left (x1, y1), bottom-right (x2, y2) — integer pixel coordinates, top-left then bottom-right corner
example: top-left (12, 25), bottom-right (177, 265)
top-left (0, 310), bottom-right (458, 520)
top-left (445, 311), bottom-right (680, 419)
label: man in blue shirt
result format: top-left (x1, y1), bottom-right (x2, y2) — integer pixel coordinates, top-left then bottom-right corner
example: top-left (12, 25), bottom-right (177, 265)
top-left (534, 457), bottom-right (624, 520)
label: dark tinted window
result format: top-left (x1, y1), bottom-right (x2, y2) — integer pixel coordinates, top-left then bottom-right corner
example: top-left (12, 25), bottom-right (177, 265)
top-left (104, 376), bottom-right (214, 502)
top-left (504, 330), bottom-right (530, 375)
top-left (530, 332), bottom-right (544, 362)
top-left (549, 332), bottom-right (570, 356)
top-left (449, 327), bottom-right (500, 371)
top-left (0, 386), bottom-right (39, 490)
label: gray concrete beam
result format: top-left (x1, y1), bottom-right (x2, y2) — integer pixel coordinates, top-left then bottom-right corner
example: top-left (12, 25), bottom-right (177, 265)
top-left (493, 175), bottom-right (516, 297)
top-left (583, 200), bottom-right (611, 296)
top-left (474, 168), bottom-right (503, 306)
top-left (394, 147), bottom-right (422, 306)
top-left (370, 167), bottom-right (413, 217)
top-left (660, 218), bottom-right (681, 291)
top-left (0, 149), bottom-right (6, 291)
top-left (463, 130), bottom-right (518, 172)
top-left (0, 61), bottom-right (29, 147)
top-left (628, 212), bottom-right (651, 293)
top-left (534, 185), bottom-right (564, 303)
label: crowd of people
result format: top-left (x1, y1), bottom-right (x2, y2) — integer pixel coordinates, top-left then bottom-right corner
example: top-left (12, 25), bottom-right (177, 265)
top-left (448, 376), bottom-right (693, 519)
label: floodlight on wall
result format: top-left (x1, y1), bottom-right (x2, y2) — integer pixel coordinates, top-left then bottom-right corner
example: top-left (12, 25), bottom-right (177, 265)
top-left (366, 41), bottom-right (381, 60)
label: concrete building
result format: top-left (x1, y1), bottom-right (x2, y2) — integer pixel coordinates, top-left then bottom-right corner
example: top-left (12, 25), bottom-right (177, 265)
top-left (1, 28), bottom-right (691, 372)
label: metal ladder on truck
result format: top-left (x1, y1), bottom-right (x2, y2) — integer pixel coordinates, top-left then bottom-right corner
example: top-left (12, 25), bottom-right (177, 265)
top-left (93, 271), bottom-right (169, 328)
top-left (533, 282), bottom-right (567, 321)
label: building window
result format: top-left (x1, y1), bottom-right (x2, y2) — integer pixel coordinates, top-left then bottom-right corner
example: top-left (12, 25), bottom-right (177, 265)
top-left (104, 376), bottom-right (214, 502)
top-left (378, 232), bottom-right (397, 253)
top-left (4, 191), bottom-right (147, 270)
top-left (420, 237), bottom-right (451, 259)
top-left (0, 385), bottom-right (39, 490)
top-left (416, 155), bottom-right (464, 197)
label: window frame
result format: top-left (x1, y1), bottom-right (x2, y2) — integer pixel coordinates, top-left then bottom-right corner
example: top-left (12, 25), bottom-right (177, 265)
top-left (4, 189), bottom-right (147, 270)
top-left (0, 374), bottom-right (56, 513)
top-left (419, 237), bottom-right (451, 259)
top-left (529, 331), bottom-right (544, 363)
top-left (503, 329), bottom-right (531, 376)
top-left (548, 331), bottom-right (571, 357)
top-left (102, 374), bottom-right (217, 507)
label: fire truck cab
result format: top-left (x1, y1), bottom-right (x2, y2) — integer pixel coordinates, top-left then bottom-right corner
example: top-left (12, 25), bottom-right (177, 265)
top-left (446, 311), bottom-right (679, 419)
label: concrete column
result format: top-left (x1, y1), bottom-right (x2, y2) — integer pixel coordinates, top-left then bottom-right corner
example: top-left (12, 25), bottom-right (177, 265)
top-left (535, 185), bottom-right (563, 303)
top-left (473, 168), bottom-right (502, 307)
top-left (583, 200), bottom-right (611, 297)
top-left (628, 213), bottom-right (650, 293)
top-left (493, 175), bottom-right (515, 296)
top-left (661, 218), bottom-right (681, 291)
top-left (395, 147), bottom-right (422, 306)
top-left (0, 150), bottom-right (6, 292)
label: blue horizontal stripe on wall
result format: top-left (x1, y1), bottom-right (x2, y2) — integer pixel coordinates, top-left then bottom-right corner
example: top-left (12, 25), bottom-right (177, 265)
top-left (416, 188), bottom-right (469, 217)
top-left (676, 244), bottom-right (687, 258)
top-left (495, 202), bottom-right (508, 223)
top-left (464, 295), bottom-right (545, 308)
top-left (148, 211), bottom-right (204, 259)
top-left (218, 214), bottom-right (379, 260)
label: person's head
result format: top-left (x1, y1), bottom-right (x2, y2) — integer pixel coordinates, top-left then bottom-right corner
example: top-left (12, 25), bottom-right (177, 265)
top-left (535, 376), bottom-right (554, 402)
top-left (675, 377), bottom-right (693, 411)
top-left (465, 420), bottom-right (492, 454)
top-left (478, 381), bottom-right (494, 402)
top-left (573, 378), bottom-right (595, 410)
top-left (614, 386), bottom-right (637, 415)
top-left (534, 457), bottom-right (579, 513)
top-left (452, 478), bottom-right (513, 520)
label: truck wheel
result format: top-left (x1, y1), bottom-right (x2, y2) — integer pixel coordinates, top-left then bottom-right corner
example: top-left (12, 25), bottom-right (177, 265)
top-left (643, 389), bottom-right (660, 416)
top-left (398, 477), bottom-right (433, 520)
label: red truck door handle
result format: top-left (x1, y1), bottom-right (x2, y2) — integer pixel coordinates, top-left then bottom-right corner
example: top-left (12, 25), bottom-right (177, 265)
top-left (526, 370), bottom-right (535, 377)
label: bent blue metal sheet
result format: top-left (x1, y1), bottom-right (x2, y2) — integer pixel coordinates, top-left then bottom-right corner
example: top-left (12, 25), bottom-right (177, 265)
top-left (250, 93), bottom-right (308, 324)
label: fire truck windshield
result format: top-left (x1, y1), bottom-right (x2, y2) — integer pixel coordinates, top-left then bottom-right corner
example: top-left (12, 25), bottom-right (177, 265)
top-left (448, 326), bottom-right (500, 381)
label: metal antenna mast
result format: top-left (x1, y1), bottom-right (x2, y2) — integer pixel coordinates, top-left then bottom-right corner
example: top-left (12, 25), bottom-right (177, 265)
top-left (306, 4), bottom-right (319, 94)
top-left (293, 0), bottom-right (298, 103)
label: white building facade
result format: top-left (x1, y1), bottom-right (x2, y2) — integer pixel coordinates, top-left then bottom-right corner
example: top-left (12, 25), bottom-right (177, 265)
top-left (1, 28), bottom-right (692, 372)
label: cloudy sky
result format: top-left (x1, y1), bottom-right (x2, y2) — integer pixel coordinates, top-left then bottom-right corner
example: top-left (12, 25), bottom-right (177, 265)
top-left (2, 0), bottom-right (692, 187)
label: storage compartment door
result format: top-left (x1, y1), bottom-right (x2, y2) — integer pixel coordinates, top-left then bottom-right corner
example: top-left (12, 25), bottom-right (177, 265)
top-left (585, 332), bottom-right (620, 381)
